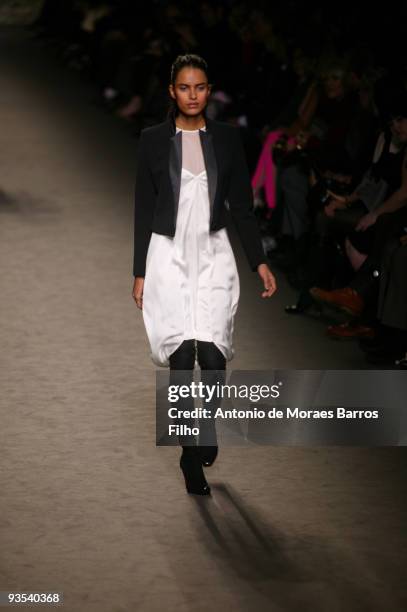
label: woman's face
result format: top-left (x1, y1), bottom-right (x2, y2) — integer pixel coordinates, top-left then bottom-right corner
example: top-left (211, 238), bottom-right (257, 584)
top-left (322, 70), bottom-right (345, 99)
top-left (169, 67), bottom-right (211, 117)
top-left (390, 116), bottom-right (407, 144)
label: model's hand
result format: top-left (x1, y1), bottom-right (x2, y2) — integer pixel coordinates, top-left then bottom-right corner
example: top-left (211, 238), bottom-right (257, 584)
top-left (355, 211), bottom-right (378, 232)
top-left (257, 263), bottom-right (277, 298)
top-left (132, 277), bottom-right (144, 309)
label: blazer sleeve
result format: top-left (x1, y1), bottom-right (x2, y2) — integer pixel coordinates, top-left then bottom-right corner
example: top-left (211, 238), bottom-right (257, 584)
top-left (133, 130), bottom-right (156, 278)
top-left (227, 128), bottom-right (268, 271)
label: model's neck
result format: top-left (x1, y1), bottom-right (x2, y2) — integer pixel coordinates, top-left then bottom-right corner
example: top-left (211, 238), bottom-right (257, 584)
top-left (175, 113), bottom-right (206, 131)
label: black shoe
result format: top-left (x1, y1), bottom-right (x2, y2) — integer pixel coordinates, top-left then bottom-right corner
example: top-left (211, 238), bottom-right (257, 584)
top-left (396, 356), bottom-right (407, 369)
top-left (285, 304), bottom-right (305, 314)
top-left (180, 448), bottom-right (211, 495)
top-left (359, 325), bottom-right (406, 354)
top-left (365, 347), bottom-right (404, 365)
top-left (358, 336), bottom-right (382, 352)
top-left (198, 445), bottom-right (218, 467)
top-left (285, 290), bottom-right (322, 315)
top-left (360, 337), bottom-right (404, 355)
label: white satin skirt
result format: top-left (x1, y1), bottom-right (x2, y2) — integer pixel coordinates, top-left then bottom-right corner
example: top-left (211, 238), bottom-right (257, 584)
top-left (142, 167), bottom-right (240, 367)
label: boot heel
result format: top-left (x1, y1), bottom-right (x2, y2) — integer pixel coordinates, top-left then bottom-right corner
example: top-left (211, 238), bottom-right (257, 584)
top-left (180, 448), bottom-right (211, 495)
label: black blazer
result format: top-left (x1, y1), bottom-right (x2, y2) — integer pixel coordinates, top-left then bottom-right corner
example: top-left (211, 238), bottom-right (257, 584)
top-left (133, 115), bottom-right (267, 277)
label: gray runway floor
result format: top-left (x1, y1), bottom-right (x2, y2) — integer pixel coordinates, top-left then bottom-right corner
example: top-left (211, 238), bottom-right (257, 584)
top-left (1, 27), bottom-right (406, 612)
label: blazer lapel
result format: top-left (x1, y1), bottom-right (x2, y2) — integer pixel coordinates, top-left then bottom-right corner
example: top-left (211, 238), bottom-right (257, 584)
top-left (199, 128), bottom-right (217, 225)
top-left (169, 129), bottom-right (182, 230)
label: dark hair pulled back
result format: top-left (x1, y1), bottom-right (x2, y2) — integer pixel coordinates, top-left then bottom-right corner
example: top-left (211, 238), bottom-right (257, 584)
top-left (168, 54), bottom-right (210, 121)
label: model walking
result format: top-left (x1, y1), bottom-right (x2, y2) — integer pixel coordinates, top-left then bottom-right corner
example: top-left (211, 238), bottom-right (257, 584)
top-left (132, 54), bottom-right (277, 495)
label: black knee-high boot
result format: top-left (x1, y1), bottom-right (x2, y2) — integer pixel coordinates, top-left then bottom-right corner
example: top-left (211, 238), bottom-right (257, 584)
top-left (169, 340), bottom-right (210, 495)
top-left (196, 341), bottom-right (226, 467)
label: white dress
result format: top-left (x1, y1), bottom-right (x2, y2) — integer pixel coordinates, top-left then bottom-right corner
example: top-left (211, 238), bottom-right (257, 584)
top-left (142, 126), bottom-right (240, 367)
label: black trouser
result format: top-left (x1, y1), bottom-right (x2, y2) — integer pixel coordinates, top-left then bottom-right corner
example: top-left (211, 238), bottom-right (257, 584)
top-left (312, 202), bottom-right (367, 287)
top-left (169, 340), bottom-right (226, 447)
top-left (293, 203), bottom-right (366, 309)
top-left (349, 210), bottom-right (407, 290)
top-left (378, 242), bottom-right (407, 332)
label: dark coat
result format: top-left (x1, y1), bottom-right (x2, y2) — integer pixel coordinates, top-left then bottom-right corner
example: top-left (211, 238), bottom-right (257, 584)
top-left (133, 115), bottom-right (267, 277)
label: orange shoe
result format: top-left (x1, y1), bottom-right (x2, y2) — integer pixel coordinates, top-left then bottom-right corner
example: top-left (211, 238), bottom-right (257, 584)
top-left (310, 286), bottom-right (364, 317)
top-left (327, 322), bottom-right (375, 340)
